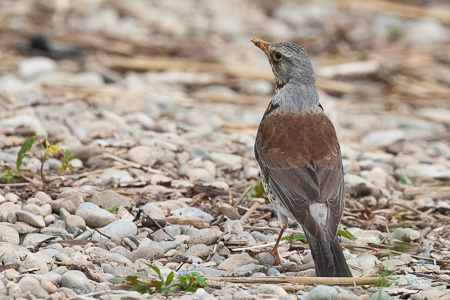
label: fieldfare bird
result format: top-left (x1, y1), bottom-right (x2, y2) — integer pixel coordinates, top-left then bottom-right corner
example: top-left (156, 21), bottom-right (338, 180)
top-left (252, 39), bottom-right (352, 277)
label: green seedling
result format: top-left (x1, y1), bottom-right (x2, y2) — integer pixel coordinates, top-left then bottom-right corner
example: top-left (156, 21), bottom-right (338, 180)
top-left (0, 170), bottom-right (21, 184)
top-left (246, 182), bottom-right (265, 198)
top-left (16, 135), bottom-right (73, 190)
top-left (338, 227), bottom-right (357, 241)
top-left (175, 271), bottom-right (208, 292)
top-left (106, 205), bottom-right (120, 214)
top-left (109, 265), bottom-right (208, 294)
top-left (281, 233), bottom-right (308, 244)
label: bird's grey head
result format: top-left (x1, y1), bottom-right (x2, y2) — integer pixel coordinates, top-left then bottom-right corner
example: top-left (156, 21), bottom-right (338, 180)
top-left (251, 39), bottom-right (315, 89)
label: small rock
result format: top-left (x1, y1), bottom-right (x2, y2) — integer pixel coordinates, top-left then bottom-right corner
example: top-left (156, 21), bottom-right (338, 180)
top-left (257, 284), bottom-right (288, 297)
top-left (344, 174), bottom-right (379, 198)
top-left (65, 215), bottom-right (86, 230)
top-left (256, 252), bottom-right (276, 266)
top-left (189, 228), bottom-right (221, 245)
top-left (218, 254), bottom-right (258, 271)
top-left (336, 293), bottom-right (360, 300)
top-left (52, 191), bottom-right (84, 214)
top-left (99, 169), bottom-right (135, 184)
top-left (233, 290), bottom-right (254, 300)
top-left (173, 207), bottom-right (214, 221)
top-left (16, 210), bottom-right (46, 228)
top-left (128, 146), bottom-right (157, 166)
top-left (92, 219), bottom-right (137, 242)
top-left (128, 239), bottom-right (164, 262)
top-left (369, 290), bottom-right (390, 300)
top-left (187, 168), bottom-right (212, 181)
top-left (388, 228), bottom-right (420, 244)
top-left (0, 224), bottom-right (19, 244)
top-left (306, 285), bottom-right (338, 300)
top-left (184, 244), bottom-right (211, 258)
top-left (18, 276), bottom-right (49, 298)
top-left (91, 190), bottom-right (134, 210)
top-left (75, 202), bottom-right (116, 228)
top-left (60, 270), bottom-right (94, 292)
top-left (19, 57), bottom-right (57, 79)
top-left (361, 129), bottom-right (405, 153)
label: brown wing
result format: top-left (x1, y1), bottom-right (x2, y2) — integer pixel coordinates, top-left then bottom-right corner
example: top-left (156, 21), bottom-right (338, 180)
top-left (255, 111), bottom-right (344, 241)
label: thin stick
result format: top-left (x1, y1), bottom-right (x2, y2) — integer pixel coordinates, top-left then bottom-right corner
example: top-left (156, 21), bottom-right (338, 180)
top-left (240, 202), bottom-right (260, 224)
top-left (206, 276), bottom-right (383, 286)
top-left (244, 226), bottom-right (304, 234)
top-left (102, 153), bottom-right (164, 174)
top-left (233, 185), bottom-right (253, 208)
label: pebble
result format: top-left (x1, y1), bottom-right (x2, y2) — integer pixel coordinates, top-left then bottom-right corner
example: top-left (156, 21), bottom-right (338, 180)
top-left (75, 202), bottom-right (116, 228)
top-left (128, 239), bottom-right (164, 262)
top-left (189, 228), bottom-right (221, 245)
top-left (0, 224), bottom-right (20, 245)
top-left (60, 270), bottom-right (95, 292)
top-left (184, 244), bottom-right (211, 258)
top-left (369, 290), bottom-right (390, 300)
top-left (65, 215), bottom-right (86, 230)
top-left (51, 191), bottom-right (84, 214)
top-left (16, 210), bottom-right (46, 228)
top-left (91, 190), bottom-right (134, 210)
top-left (128, 145), bottom-right (158, 166)
top-left (218, 255), bottom-right (258, 271)
top-left (19, 57), bottom-right (57, 79)
top-left (256, 284), bottom-right (288, 297)
top-left (306, 285), bottom-right (338, 300)
top-left (92, 219), bottom-right (137, 242)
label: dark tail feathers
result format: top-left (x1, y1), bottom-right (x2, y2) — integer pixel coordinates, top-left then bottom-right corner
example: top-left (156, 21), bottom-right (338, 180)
top-left (304, 230), bottom-right (352, 277)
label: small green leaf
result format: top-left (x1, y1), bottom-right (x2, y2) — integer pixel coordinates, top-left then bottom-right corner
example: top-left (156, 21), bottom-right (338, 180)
top-left (132, 282), bottom-right (153, 294)
top-left (106, 204), bottom-right (120, 214)
top-left (338, 227), bottom-right (357, 241)
top-left (196, 276), bottom-right (208, 287)
top-left (165, 271), bottom-right (174, 285)
top-left (16, 135), bottom-right (39, 173)
top-left (147, 265), bottom-right (163, 281)
top-left (151, 280), bottom-right (162, 292)
top-left (398, 168), bottom-right (414, 186)
top-left (246, 182), bottom-right (265, 198)
top-left (126, 276), bottom-right (139, 285)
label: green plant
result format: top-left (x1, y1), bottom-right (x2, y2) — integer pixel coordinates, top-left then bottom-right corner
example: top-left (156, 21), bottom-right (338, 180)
top-left (398, 168), bottom-right (414, 185)
top-left (176, 271), bottom-right (208, 292)
top-left (338, 227), bottom-right (357, 241)
top-left (246, 182), bottom-right (265, 198)
top-left (281, 233), bottom-right (308, 244)
top-left (109, 265), bottom-right (208, 295)
top-left (16, 135), bottom-right (73, 190)
top-left (106, 205), bottom-right (120, 214)
top-left (0, 170), bottom-right (21, 184)
top-left (109, 264), bottom-right (176, 294)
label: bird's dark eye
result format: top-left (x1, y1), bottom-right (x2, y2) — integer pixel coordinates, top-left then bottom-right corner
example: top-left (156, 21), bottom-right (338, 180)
top-left (273, 51), bottom-right (282, 61)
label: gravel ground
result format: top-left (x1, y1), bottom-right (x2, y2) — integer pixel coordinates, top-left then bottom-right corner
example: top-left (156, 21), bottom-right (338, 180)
top-left (0, 0), bottom-right (449, 299)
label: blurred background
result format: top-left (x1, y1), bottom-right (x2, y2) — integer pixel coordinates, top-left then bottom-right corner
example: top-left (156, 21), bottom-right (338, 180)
top-left (0, 0), bottom-right (449, 189)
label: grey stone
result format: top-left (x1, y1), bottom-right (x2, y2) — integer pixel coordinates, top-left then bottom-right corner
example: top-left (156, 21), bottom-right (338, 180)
top-left (256, 284), bottom-right (288, 297)
top-left (388, 228), bottom-right (420, 244)
top-left (233, 290), bottom-right (254, 300)
top-left (40, 227), bottom-right (68, 236)
top-left (0, 224), bottom-right (19, 244)
top-left (361, 129), bottom-right (405, 153)
top-left (75, 202), bottom-right (116, 228)
top-left (184, 244), bottom-right (211, 258)
top-left (161, 240), bottom-right (181, 253)
top-left (128, 239), bottom-right (164, 262)
top-left (218, 254), bottom-right (258, 271)
top-left (267, 268), bottom-right (280, 276)
top-left (60, 270), bottom-right (95, 292)
top-left (153, 225), bottom-right (182, 242)
top-left (99, 169), bottom-right (135, 184)
top-left (336, 293), bottom-right (360, 300)
top-left (16, 210), bottom-right (45, 228)
top-left (256, 252), bottom-right (276, 266)
top-left (19, 57), bottom-right (57, 79)
top-left (52, 191), bottom-right (84, 214)
top-left (65, 215), bottom-right (86, 230)
top-left (92, 219), bottom-right (137, 242)
top-left (189, 228), bottom-right (221, 245)
top-left (128, 145), bottom-right (158, 166)
top-left (369, 290), bottom-right (390, 300)
top-left (18, 276), bottom-right (49, 298)
top-left (306, 285), bottom-right (338, 300)
top-left (91, 190), bottom-right (134, 210)
top-left (173, 207), bottom-right (214, 221)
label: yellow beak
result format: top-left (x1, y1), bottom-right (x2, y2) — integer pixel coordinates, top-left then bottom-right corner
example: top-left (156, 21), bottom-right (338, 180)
top-left (251, 39), bottom-right (270, 56)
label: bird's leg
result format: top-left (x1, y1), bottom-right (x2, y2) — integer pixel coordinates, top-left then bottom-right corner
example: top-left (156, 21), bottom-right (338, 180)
top-left (271, 225), bottom-right (287, 265)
